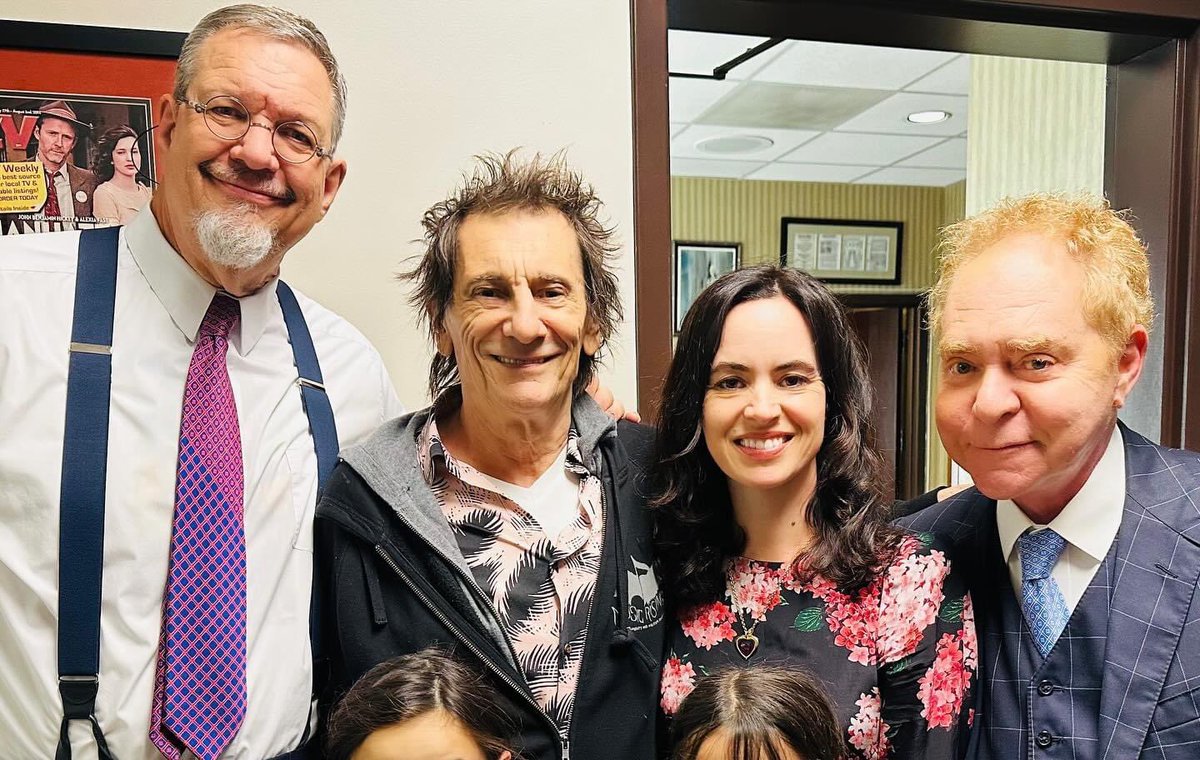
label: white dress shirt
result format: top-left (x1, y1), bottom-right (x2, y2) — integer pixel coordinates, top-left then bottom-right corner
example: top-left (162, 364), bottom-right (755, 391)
top-left (997, 425), bottom-right (1125, 614)
top-left (0, 208), bottom-right (404, 759)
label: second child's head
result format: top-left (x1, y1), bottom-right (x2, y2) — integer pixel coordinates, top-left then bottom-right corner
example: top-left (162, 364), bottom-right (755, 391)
top-left (325, 648), bottom-right (518, 760)
top-left (671, 666), bottom-right (845, 760)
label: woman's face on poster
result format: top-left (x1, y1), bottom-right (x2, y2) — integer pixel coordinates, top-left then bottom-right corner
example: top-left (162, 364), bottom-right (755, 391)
top-left (113, 136), bottom-right (142, 178)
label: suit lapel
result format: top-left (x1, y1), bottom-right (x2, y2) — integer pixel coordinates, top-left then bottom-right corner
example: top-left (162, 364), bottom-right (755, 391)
top-left (1098, 426), bottom-right (1200, 758)
top-left (68, 165), bottom-right (88, 217)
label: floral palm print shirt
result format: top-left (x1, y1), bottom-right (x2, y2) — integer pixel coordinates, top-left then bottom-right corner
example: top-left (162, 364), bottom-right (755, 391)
top-left (661, 533), bottom-right (977, 760)
top-left (419, 418), bottom-right (604, 747)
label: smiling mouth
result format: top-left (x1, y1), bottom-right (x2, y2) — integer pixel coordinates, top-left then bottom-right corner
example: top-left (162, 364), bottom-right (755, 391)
top-left (980, 442), bottom-right (1033, 452)
top-left (494, 355), bottom-right (554, 367)
top-left (735, 435), bottom-right (792, 452)
top-left (199, 161), bottom-right (293, 204)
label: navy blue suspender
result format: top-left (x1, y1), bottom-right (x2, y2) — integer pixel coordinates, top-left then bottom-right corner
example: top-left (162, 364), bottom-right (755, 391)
top-left (56, 227), bottom-right (338, 758)
top-left (57, 226), bottom-right (120, 760)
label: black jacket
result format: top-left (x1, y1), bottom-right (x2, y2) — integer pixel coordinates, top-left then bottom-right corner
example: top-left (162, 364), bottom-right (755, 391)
top-left (315, 396), bottom-right (663, 760)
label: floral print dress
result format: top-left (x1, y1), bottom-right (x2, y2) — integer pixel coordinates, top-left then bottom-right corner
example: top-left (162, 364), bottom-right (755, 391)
top-left (661, 533), bottom-right (976, 760)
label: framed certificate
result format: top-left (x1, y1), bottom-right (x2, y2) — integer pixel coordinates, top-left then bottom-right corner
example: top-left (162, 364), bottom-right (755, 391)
top-left (780, 217), bottom-right (903, 284)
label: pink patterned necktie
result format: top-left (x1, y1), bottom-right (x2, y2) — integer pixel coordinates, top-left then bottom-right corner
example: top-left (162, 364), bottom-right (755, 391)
top-left (149, 294), bottom-right (246, 760)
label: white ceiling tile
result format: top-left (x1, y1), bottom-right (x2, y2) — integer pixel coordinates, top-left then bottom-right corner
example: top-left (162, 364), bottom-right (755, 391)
top-left (697, 81), bottom-right (889, 130)
top-left (672, 124), bottom-right (820, 161)
top-left (752, 40), bottom-right (956, 91)
top-left (746, 163), bottom-right (873, 183)
top-left (672, 157), bottom-right (763, 178)
top-left (835, 92), bottom-right (968, 136)
top-left (670, 122), bottom-right (688, 138)
top-left (853, 167), bottom-right (966, 186)
top-left (668, 30), bottom-right (772, 78)
top-left (905, 55), bottom-right (970, 95)
top-left (896, 138), bottom-right (967, 168)
top-left (671, 157), bottom-right (766, 179)
top-left (781, 132), bottom-right (942, 166)
top-left (669, 78), bottom-right (740, 123)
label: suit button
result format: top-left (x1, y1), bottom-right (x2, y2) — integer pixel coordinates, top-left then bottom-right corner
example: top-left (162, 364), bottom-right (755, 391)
top-left (1038, 680), bottom-right (1055, 696)
top-left (1036, 731), bottom-right (1054, 748)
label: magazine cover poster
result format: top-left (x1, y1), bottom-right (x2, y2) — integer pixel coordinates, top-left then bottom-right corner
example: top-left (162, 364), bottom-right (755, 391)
top-left (0, 90), bottom-right (155, 235)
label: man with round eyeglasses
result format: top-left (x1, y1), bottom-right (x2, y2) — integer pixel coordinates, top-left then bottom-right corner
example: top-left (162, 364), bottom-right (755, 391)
top-left (176, 94), bottom-right (333, 165)
top-left (0, 5), bottom-right (403, 759)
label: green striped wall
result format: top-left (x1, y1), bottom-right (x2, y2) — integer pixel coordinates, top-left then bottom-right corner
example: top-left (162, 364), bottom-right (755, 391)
top-left (670, 176), bottom-right (966, 293)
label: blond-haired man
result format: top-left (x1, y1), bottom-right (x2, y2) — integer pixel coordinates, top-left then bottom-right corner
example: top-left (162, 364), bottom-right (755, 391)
top-left (899, 193), bottom-right (1200, 759)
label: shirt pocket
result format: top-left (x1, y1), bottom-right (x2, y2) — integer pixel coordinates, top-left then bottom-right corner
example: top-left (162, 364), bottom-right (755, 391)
top-left (284, 442), bottom-right (318, 553)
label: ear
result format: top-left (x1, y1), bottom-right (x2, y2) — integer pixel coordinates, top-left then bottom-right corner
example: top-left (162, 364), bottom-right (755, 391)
top-left (319, 156), bottom-right (348, 217)
top-left (154, 93), bottom-right (179, 155)
top-left (582, 316), bottom-right (603, 358)
top-left (498, 752), bottom-right (513, 760)
top-left (1112, 324), bottom-right (1148, 409)
top-left (434, 325), bottom-right (453, 358)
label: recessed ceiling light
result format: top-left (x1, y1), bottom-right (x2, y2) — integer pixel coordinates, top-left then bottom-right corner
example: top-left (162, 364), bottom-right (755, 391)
top-left (907, 110), bottom-right (951, 124)
top-left (696, 134), bottom-right (775, 155)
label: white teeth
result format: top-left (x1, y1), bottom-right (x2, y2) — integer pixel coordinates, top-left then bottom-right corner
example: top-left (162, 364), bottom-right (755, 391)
top-left (738, 437), bottom-right (787, 451)
top-left (496, 356), bottom-right (546, 366)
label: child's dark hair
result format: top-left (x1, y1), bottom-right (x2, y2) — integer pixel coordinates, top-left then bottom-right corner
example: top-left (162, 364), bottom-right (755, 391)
top-left (324, 647), bottom-right (520, 760)
top-left (671, 666), bottom-right (846, 760)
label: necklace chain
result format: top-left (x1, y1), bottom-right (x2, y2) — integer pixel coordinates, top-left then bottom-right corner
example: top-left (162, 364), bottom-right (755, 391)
top-left (727, 558), bottom-right (793, 659)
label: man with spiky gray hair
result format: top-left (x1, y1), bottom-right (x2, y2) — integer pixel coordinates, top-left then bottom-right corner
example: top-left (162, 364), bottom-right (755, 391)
top-left (0, 5), bottom-right (402, 758)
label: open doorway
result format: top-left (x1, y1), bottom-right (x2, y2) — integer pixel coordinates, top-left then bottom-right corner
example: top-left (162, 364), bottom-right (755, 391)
top-left (632, 1), bottom-right (1200, 478)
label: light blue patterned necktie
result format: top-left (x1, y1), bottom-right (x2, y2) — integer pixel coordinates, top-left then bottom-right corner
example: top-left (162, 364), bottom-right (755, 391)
top-left (1018, 527), bottom-right (1070, 657)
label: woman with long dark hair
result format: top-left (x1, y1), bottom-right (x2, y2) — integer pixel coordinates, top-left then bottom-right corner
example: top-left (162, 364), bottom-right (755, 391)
top-left (655, 265), bottom-right (975, 759)
top-left (92, 125), bottom-right (152, 225)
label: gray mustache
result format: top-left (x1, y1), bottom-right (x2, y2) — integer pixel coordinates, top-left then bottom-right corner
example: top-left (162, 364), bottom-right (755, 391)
top-left (199, 160), bottom-right (296, 202)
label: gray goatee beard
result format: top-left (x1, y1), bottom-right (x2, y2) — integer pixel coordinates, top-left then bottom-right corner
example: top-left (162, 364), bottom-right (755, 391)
top-left (192, 204), bottom-right (277, 271)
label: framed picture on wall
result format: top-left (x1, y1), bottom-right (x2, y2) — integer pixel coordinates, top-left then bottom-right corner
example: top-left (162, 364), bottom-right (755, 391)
top-left (674, 241), bottom-right (740, 332)
top-left (0, 20), bottom-right (184, 235)
top-left (780, 217), bottom-right (903, 284)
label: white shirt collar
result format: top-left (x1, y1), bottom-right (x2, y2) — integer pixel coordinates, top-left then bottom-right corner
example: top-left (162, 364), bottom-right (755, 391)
top-left (125, 207), bottom-right (277, 353)
top-left (997, 424), bottom-right (1125, 565)
top-left (50, 163), bottom-right (69, 182)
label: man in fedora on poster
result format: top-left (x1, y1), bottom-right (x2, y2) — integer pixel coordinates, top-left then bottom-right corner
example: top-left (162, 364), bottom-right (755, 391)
top-left (22, 99), bottom-right (98, 233)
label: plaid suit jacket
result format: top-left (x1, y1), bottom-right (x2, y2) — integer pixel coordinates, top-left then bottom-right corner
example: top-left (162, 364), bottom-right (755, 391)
top-left (898, 423), bottom-right (1200, 759)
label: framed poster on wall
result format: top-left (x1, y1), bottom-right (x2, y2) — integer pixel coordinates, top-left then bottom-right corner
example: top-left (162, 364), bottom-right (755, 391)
top-left (0, 20), bottom-right (185, 235)
top-left (780, 217), bottom-right (903, 284)
top-left (673, 241), bottom-right (740, 332)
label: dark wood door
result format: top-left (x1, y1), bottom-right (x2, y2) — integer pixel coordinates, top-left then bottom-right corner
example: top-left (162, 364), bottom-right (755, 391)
top-left (843, 295), bottom-right (929, 500)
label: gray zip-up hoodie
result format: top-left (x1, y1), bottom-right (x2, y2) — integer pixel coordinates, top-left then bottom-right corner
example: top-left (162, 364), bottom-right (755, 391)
top-left (315, 393), bottom-right (664, 760)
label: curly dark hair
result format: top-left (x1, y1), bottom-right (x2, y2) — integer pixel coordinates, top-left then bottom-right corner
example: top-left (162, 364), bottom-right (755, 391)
top-left (93, 125), bottom-right (139, 184)
top-left (653, 265), bottom-right (900, 608)
top-left (324, 647), bottom-right (520, 760)
top-left (400, 149), bottom-right (623, 401)
top-left (671, 665), bottom-right (846, 760)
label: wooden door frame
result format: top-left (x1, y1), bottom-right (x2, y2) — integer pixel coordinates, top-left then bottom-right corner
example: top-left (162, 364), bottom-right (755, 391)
top-left (630, 0), bottom-right (1200, 450)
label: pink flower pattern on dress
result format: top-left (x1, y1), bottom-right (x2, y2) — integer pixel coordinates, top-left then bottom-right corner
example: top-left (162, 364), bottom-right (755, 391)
top-left (726, 557), bottom-right (787, 621)
top-left (847, 687), bottom-right (892, 760)
top-left (660, 655), bottom-right (698, 714)
top-left (661, 532), bottom-right (976, 759)
top-left (877, 535), bottom-right (949, 664)
top-left (960, 593), bottom-right (978, 670)
top-left (917, 594), bottom-right (977, 728)
top-left (679, 601), bottom-right (737, 650)
top-left (818, 582), bottom-right (880, 666)
top-left (917, 632), bottom-right (970, 728)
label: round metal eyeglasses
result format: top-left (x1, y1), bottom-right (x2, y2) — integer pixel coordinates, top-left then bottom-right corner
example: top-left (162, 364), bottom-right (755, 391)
top-left (177, 94), bottom-right (332, 164)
